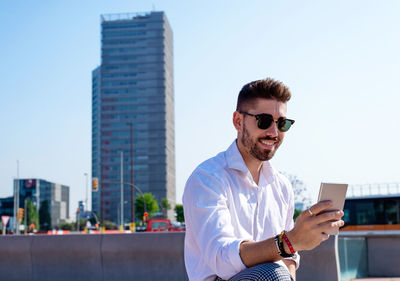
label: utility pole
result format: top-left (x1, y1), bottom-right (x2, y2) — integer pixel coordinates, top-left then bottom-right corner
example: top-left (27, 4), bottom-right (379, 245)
top-left (14, 160), bottom-right (20, 234)
top-left (120, 151), bottom-right (124, 230)
top-left (127, 123), bottom-right (135, 224)
top-left (24, 199), bottom-right (27, 234)
top-left (84, 173), bottom-right (88, 213)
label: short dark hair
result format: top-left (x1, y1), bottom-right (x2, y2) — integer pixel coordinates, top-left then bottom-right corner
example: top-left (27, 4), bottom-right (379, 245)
top-left (236, 78), bottom-right (292, 111)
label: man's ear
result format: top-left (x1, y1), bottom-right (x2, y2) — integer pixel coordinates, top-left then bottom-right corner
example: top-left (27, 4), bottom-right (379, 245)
top-left (233, 111), bottom-right (242, 132)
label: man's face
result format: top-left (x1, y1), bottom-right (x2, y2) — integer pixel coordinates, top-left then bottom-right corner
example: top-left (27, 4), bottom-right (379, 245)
top-left (235, 98), bottom-right (288, 162)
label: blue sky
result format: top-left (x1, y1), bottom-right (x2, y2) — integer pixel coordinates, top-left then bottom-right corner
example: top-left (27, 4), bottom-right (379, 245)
top-left (1, 1), bottom-right (400, 217)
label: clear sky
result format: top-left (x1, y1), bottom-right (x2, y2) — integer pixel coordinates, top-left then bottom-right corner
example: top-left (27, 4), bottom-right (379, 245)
top-left (1, 0), bottom-right (399, 218)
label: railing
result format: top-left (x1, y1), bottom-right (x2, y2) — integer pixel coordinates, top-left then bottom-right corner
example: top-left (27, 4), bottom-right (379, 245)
top-left (347, 182), bottom-right (400, 198)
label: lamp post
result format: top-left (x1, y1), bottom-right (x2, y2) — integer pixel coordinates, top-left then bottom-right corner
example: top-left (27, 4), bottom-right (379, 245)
top-left (120, 151), bottom-right (124, 230)
top-left (100, 181), bottom-right (146, 223)
top-left (127, 122), bottom-right (135, 224)
top-left (14, 160), bottom-right (20, 234)
top-left (84, 173), bottom-right (88, 214)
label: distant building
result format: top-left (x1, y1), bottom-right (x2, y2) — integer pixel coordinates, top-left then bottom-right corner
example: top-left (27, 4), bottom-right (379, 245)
top-left (2, 179), bottom-right (70, 228)
top-left (0, 196), bottom-right (15, 230)
top-left (0, 196), bottom-right (14, 217)
top-left (92, 11), bottom-right (175, 224)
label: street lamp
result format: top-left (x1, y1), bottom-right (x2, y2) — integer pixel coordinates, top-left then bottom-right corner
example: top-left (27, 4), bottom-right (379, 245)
top-left (84, 173), bottom-right (88, 214)
top-left (120, 151), bottom-right (124, 230)
top-left (126, 122), bottom-right (135, 226)
top-left (101, 181), bottom-right (146, 222)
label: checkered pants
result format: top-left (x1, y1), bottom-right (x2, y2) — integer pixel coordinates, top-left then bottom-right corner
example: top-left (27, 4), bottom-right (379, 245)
top-left (215, 263), bottom-right (294, 281)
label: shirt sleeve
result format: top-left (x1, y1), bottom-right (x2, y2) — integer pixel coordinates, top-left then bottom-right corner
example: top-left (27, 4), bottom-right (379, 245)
top-left (183, 168), bottom-right (248, 280)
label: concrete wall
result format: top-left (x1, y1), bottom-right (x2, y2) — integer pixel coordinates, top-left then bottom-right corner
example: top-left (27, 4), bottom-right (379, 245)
top-left (0, 232), bottom-right (188, 281)
top-left (339, 231), bottom-right (400, 278)
top-left (297, 235), bottom-right (340, 281)
top-left (2, 231), bottom-right (398, 281)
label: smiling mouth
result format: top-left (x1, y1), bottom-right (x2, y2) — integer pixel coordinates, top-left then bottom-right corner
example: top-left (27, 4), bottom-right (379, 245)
top-left (260, 140), bottom-right (275, 146)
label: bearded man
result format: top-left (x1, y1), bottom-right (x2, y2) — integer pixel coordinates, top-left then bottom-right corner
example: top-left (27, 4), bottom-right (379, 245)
top-left (183, 78), bottom-right (344, 281)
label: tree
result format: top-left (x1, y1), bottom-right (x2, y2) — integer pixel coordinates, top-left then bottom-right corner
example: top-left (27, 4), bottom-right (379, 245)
top-left (26, 198), bottom-right (39, 232)
top-left (135, 193), bottom-right (159, 222)
top-left (103, 220), bottom-right (118, 230)
top-left (293, 209), bottom-right (302, 221)
top-left (161, 198), bottom-right (171, 218)
top-left (59, 222), bottom-right (74, 231)
top-left (39, 200), bottom-right (51, 231)
top-left (174, 204), bottom-right (184, 223)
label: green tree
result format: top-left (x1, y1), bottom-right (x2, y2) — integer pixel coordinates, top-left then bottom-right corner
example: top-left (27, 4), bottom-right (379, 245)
top-left (161, 198), bottom-right (171, 218)
top-left (39, 200), bottom-right (51, 231)
top-left (103, 220), bottom-right (117, 230)
top-left (59, 222), bottom-right (74, 231)
top-left (135, 193), bottom-right (159, 222)
top-left (293, 209), bottom-right (302, 221)
top-left (174, 204), bottom-right (184, 223)
top-left (26, 198), bottom-right (39, 232)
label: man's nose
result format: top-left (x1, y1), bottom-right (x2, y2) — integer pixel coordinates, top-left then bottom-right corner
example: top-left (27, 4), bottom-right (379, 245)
top-left (265, 121), bottom-right (279, 136)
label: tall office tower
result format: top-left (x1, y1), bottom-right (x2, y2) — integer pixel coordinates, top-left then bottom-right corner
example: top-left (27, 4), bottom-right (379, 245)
top-left (92, 11), bottom-right (175, 225)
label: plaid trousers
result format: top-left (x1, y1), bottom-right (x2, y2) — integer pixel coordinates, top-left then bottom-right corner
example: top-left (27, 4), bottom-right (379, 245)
top-left (215, 263), bottom-right (294, 281)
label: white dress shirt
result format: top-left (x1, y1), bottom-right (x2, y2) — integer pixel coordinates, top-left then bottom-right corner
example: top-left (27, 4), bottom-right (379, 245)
top-left (183, 140), bottom-right (299, 281)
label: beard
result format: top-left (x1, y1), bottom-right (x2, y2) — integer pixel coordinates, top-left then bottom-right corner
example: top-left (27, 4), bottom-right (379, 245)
top-left (240, 122), bottom-right (281, 161)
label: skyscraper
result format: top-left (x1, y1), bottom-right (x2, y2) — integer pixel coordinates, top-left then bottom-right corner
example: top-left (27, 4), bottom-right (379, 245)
top-left (92, 11), bottom-right (175, 224)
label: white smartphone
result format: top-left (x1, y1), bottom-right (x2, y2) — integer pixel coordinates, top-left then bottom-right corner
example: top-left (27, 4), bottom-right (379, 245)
top-left (317, 182), bottom-right (348, 235)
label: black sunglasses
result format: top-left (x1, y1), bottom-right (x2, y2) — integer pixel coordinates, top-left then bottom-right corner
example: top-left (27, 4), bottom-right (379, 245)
top-left (239, 111), bottom-right (295, 132)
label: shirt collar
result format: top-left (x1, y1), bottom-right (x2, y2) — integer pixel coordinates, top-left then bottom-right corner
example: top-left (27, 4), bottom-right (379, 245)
top-left (225, 140), bottom-right (274, 182)
top-left (225, 140), bottom-right (252, 172)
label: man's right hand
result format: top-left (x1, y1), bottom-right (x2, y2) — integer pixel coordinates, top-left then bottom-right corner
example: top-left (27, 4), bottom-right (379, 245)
top-left (286, 201), bottom-right (344, 252)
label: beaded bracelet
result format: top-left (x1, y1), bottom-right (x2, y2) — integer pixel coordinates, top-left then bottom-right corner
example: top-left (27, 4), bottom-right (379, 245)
top-left (275, 233), bottom-right (293, 258)
top-left (281, 231), bottom-right (296, 254)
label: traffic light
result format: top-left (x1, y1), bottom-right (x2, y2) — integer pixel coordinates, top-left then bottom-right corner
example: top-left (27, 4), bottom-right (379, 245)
top-left (92, 177), bottom-right (98, 192)
top-left (17, 208), bottom-right (24, 222)
top-left (143, 212), bottom-right (148, 222)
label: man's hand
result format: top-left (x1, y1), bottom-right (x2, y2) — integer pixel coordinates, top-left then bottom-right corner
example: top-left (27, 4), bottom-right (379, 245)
top-left (286, 201), bottom-right (344, 252)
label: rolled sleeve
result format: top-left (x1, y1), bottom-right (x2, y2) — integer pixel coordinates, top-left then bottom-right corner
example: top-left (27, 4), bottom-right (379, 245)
top-left (183, 169), bottom-right (247, 280)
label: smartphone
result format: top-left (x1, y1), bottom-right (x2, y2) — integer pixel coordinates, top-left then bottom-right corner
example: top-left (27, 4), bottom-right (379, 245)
top-left (317, 183), bottom-right (348, 235)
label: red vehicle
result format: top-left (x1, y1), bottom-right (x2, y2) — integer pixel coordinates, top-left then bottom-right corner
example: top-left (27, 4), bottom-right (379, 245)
top-left (145, 218), bottom-right (185, 232)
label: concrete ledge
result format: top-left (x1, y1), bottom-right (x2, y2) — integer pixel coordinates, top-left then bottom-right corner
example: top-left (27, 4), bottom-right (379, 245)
top-left (0, 232), bottom-right (340, 281)
top-left (367, 237), bottom-right (400, 277)
top-left (31, 234), bottom-right (103, 281)
top-left (102, 232), bottom-right (188, 281)
top-left (297, 235), bottom-right (340, 281)
top-left (0, 235), bottom-right (32, 281)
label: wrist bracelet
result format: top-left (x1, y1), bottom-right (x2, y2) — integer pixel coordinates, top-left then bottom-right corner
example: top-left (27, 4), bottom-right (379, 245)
top-left (281, 231), bottom-right (296, 254)
top-left (276, 232), bottom-right (294, 258)
top-left (274, 235), bottom-right (281, 255)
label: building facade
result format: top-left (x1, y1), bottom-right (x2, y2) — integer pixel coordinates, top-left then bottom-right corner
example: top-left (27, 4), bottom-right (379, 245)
top-left (8, 179), bottom-right (70, 229)
top-left (92, 11), bottom-right (175, 224)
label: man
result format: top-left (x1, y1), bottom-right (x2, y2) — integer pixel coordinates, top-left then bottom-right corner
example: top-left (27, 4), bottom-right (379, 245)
top-left (183, 79), bottom-right (344, 281)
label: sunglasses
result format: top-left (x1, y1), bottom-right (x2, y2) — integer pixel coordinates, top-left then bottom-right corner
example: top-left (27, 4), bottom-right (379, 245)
top-left (239, 111), bottom-right (295, 132)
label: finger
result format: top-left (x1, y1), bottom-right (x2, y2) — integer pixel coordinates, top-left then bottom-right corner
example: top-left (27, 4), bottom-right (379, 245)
top-left (313, 210), bottom-right (344, 224)
top-left (310, 200), bottom-right (333, 215)
top-left (317, 220), bottom-right (345, 233)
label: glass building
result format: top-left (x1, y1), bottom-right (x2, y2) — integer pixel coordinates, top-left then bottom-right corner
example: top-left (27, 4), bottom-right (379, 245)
top-left (3, 179), bottom-right (70, 229)
top-left (92, 11), bottom-right (175, 224)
